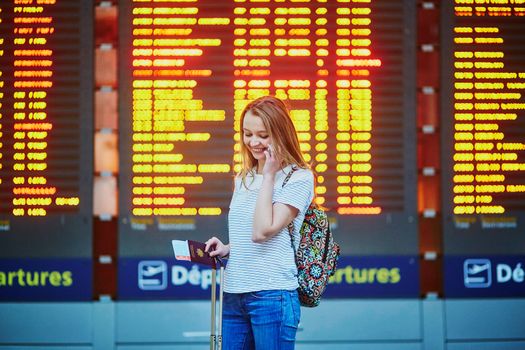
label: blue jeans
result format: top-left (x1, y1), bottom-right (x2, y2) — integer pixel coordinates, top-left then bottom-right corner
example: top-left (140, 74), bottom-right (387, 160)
top-left (222, 289), bottom-right (301, 350)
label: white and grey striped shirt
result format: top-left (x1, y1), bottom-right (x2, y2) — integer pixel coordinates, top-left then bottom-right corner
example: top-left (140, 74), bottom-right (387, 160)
top-left (224, 164), bottom-right (314, 294)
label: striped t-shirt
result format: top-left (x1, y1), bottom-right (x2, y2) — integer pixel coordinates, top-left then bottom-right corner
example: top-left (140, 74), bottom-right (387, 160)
top-left (224, 164), bottom-right (314, 294)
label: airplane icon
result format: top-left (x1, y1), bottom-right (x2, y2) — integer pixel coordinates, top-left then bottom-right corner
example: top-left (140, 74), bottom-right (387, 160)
top-left (138, 261), bottom-right (167, 290)
top-left (464, 259), bottom-right (492, 288)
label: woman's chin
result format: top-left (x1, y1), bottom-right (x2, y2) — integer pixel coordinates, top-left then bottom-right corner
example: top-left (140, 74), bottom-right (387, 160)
top-left (251, 152), bottom-right (265, 160)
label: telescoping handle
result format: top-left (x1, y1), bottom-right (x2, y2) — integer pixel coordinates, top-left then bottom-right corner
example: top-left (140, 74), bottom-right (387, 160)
top-left (211, 258), bottom-right (225, 350)
top-left (217, 264), bottom-right (225, 350)
top-left (210, 264), bottom-right (217, 350)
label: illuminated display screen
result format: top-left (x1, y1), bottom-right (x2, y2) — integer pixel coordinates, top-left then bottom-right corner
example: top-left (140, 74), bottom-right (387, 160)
top-left (442, 1), bottom-right (525, 254)
top-left (119, 0), bottom-right (417, 257)
top-left (0, 0), bottom-right (93, 257)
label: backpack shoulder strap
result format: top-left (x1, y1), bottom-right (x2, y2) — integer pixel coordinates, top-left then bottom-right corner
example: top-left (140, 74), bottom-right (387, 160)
top-left (281, 165), bottom-right (297, 188)
top-left (282, 165), bottom-right (299, 261)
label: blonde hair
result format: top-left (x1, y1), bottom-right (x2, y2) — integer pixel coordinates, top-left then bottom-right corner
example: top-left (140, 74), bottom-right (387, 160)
top-left (238, 96), bottom-right (310, 185)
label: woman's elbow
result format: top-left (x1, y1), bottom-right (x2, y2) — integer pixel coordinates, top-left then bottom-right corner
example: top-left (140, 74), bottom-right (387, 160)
top-left (251, 231), bottom-right (267, 243)
top-left (251, 228), bottom-right (275, 243)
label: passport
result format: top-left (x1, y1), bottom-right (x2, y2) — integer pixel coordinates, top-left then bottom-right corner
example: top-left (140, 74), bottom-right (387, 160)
top-left (172, 239), bottom-right (216, 268)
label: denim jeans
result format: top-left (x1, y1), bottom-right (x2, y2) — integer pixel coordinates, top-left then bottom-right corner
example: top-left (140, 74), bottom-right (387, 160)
top-left (222, 289), bottom-right (301, 350)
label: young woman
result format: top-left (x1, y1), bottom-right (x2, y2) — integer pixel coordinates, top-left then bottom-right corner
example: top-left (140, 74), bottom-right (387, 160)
top-left (205, 96), bottom-right (315, 350)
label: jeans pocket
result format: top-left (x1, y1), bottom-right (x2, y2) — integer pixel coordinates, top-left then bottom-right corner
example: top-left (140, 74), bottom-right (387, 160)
top-left (283, 290), bottom-right (301, 328)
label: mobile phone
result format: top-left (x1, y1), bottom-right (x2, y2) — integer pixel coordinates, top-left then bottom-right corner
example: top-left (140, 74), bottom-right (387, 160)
top-left (267, 144), bottom-right (273, 155)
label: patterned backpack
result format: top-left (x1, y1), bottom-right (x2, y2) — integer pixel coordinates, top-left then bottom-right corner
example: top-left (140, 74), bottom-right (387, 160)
top-left (283, 168), bottom-right (341, 307)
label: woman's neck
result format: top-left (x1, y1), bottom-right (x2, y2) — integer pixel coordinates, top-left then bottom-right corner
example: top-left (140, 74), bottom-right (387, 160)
top-left (256, 160), bottom-right (265, 174)
top-left (256, 161), bottom-right (292, 174)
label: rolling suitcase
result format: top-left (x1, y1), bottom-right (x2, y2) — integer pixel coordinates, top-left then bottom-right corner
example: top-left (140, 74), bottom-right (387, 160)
top-left (210, 259), bottom-right (225, 350)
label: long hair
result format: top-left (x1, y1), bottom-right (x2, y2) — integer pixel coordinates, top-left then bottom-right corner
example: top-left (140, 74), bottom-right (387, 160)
top-left (238, 96), bottom-right (310, 185)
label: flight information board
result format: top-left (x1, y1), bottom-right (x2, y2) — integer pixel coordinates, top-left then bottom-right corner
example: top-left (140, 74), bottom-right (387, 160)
top-left (119, 0), bottom-right (417, 257)
top-left (0, 0), bottom-right (93, 258)
top-left (441, 1), bottom-right (525, 254)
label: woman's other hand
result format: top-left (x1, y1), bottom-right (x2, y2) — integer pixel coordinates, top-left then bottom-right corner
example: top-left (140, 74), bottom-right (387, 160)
top-left (205, 237), bottom-right (230, 258)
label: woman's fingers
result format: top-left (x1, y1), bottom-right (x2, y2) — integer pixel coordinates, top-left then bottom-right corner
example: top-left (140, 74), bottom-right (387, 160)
top-left (206, 237), bottom-right (228, 258)
top-left (205, 237), bottom-right (217, 252)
